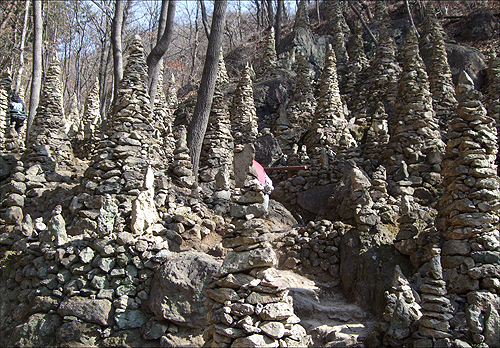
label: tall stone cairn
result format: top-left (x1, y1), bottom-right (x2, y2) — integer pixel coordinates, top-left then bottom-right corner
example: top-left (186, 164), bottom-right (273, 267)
top-left (203, 144), bottom-right (310, 348)
top-left (81, 80), bottom-right (102, 141)
top-left (328, 1), bottom-right (351, 40)
top-left (66, 93), bottom-right (81, 139)
top-left (345, 22), bottom-right (369, 112)
top-left (304, 45), bottom-right (356, 160)
top-left (76, 36), bottom-right (167, 236)
top-left (231, 64), bottom-right (258, 145)
top-left (24, 59), bottom-right (76, 175)
top-left (0, 71), bottom-right (10, 148)
top-left (428, 28), bottom-right (457, 140)
top-left (328, 1), bottom-right (349, 93)
top-left (416, 247), bottom-right (453, 343)
top-left (275, 54), bottom-right (316, 154)
top-left (487, 51), bottom-right (500, 173)
top-left (217, 47), bottom-right (230, 85)
top-left (171, 125), bottom-right (195, 187)
top-left (374, 0), bottom-right (388, 22)
top-left (419, 0), bottom-right (445, 48)
top-left (200, 75), bottom-right (234, 181)
top-left (438, 71), bottom-right (500, 347)
top-left (352, 15), bottom-right (401, 145)
top-left (293, 0), bottom-right (310, 30)
top-left (166, 72), bottom-right (178, 112)
top-left (259, 27), bottom-right (277, 76)
top-left (363, 101), bottom-right (390, 161)
top-left (390, 28), bottom-right (444, 205)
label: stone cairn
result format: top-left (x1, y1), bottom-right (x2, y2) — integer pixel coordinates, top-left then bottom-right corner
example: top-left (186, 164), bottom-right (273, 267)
top-left (363, 101), bottom-right (390, 162)
top-left (304, 44), bottom-right (356, 163)
top-left (200, 69), bottom-right (234, 183)
top-left (258, 27), bottom-right (277, 76)
top-left (388, 28), bottom-right (444, 208)
top-left (24, 58), bottom-right (76, 182)
top-left (374, 0), bottom-right (388, 22)
top-left (293, 0), bottom-right (310, 31)
top-left (66, 93), bottom-right (81, 139)
top-left (487, 51), bottom-right (500, 173)
top-left (438, 71), bottom-right (499, 348)
top-left (345, 22), bottom-right (369, 115)
top-left (378, 265), bottom-right (422, 346)
top-left (275, 53), bottom-right (316, 155)
top-left (203, 144), bottom-right (310, 348)
top-left (81, 80), bottom-right (102, 141)
top-left (171, 125), bottom-right (195, 188)
top-left (416, 247), bottom-right (454, 345)
top-left (76, 35), bottom-right (167, 236)
top-left (419, 0), bottom-right (445, 49)
top-left (217, 47), bottom-right (230, 85)
top-left (352, 14), bottom-right (401, 145)
top-left (427, 18), bottom-right (457, 141)
top-left (166, 72), bottom-right (178, 112)
top-left (327, 1), bottom-right (351, 44)
top-left (231, 64), bottom-right (258, 145)
top-left (328, 1), bottom-right (349, 94)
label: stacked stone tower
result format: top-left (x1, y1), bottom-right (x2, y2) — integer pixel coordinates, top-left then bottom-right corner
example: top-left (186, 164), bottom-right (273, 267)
top-left (304, 45), bottom-right (356, 161)
top-left (438, 71), bottom-right (499, 348)
top-left (203, 144), bottom-right (310, 347)
top-left (293, 0), bottom-right (310, 31)
top-left (66, 93), bottom-right (81, 139)
top-left (24, 59), bottom-right (76, 178)
top-left (75, 35), bottom-right (167, 236)
top-left (487, 51), bottom-right (500, 172)
top-left (275, 53), bottom-right (316, 154)
top-left (363, 102), bottom-right (390, 162)
top-left (200, 64), bottom-right (234, 182)
top-left (81, 80), bottom-right (102, 141)
top-left (328, 1), bottom-right (349, 93)
top-left (389, 28), bottom-right (444, 207)
top-left (259, 27), bottom-right (277, 76)
top-left (419, 0), bottom-right (445, 48)
top-left (0, 71), bottom-right (10, 148)
top-left (166, 72), bottom-right (178, 112)
top-left (427, 14), bottom-right (457, 140)
top-left (345, 22), bottom-right (369, 115)
top-left (217, 47), bottom-right (229, 85)
top-left (231, 64), bottom-right (258, 145)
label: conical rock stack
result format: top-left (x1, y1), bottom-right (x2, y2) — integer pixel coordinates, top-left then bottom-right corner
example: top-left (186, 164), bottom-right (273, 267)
top-left (259, 27), bottom-right (278, 76)
top-left (231, 64), bottom-right (258, 145)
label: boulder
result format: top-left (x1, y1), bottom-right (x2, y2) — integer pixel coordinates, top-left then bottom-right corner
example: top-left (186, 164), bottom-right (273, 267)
top-left (148, 251), bottom-right (221, 328)
top-left (58, 297), bottom-right (112, 326)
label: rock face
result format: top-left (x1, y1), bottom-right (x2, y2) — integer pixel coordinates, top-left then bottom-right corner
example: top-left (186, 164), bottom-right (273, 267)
top-left (148, 251), bottom-right (221, 328)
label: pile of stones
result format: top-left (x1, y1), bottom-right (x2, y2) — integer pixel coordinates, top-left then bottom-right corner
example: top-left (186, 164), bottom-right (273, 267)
top-left (259, 27), bottom-right (277, 76)
top-left (231, 64), bottom-right (259, 145)
top-left (74, 80), bottom-right (101, 159)
top-left (170, 126), bottom-right (195, 187)
top-left (280, 219), bottom-right (343, 281)
top-left (0, 71), bottom-right (10, 149)
top-left (487, 51), bottom-right (500, 172)
top-left (203, 144), bottom-right (310, 347)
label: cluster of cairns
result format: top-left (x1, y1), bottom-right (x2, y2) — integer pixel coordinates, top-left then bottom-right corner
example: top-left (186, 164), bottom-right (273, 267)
top-left (0, 1), bottom-right (499, 348)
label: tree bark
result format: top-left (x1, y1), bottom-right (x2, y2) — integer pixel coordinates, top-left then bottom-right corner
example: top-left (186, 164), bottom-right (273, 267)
top-left (348, 0), bottom-right (377, 45)
top-left (26, 0), bottom-right (43, 145)
top-left (267, 0), bottom-right (274, 27)
top-left (187, 0), bottom-right (227, 182)
top-left (147, 0), bottom-right (176, 108)
top-left (199, 0), bottom-right (210, 39)
top-left (13, 0), bottom-right (30, 94)
top-left (111, 0), bottom-right (124, 105)
top-left (157, 0), bottom-right (169, 39)
top-left (275, 0), bottom-right (283, 51)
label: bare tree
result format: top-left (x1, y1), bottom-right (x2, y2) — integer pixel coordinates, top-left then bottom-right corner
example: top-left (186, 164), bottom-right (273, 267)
top-left (187, 0), bottom-right (227, 182)
top-left (267, 0), bottom-right (274, 27)
top-left (199, 0), bottom-right (210, 39)
top-left (26, 0), bottom-right (43, 145)
top-left (275, 0), bottom-right (283, 51)
top-left (13, 0), bottom-right (30, 94)
top-left (111, 0), bottom-right (124, 104)
top-left (146, 0), bottom-right (176, 107)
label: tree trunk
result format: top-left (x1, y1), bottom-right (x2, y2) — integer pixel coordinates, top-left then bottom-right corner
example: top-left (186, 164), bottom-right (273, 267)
top-left (26, 0), bottom-right (43, 145)
top-left (187, 0), bottom-right (227, 182)
top-left (199, 0), bottom-right (210, 39)
top-left (111, 0), bottom-right (124, 105)
top-left (267, 0), bottom-right (274, 27)
top-left (13, 0), bottom-right (30, 94)
top-left (316, 0), bottom-right (320, 23)
top-left (147, 0), bottom-right (176, 108)
top-left (189, 2), bottom-right (200, 84)
top-left (348, 0), bottom-right (377, 45)
top-left (157, 0), bottom-right (169, 39)
top-left (275, 0), bottom-right (283, 51)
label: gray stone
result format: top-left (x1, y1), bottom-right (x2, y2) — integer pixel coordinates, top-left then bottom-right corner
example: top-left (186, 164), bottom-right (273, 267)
top-left (484, 303), bottom-right (500, 348)
top-left (259, 302), bottom-right (294, 321)
top-left (260, 321), bottom-right (285, 339)
top-left (205, 288), bottom-right (240, 303)
top-left (231, 333), bottom-right (279, 348)
top-left (148, 251), bottom-right (221, 328)
top-left (219, 247), bottom-right (278, 276)
top-left (115, 310), bottom-right (149, 329)
top-left (97, 195), bottom-right (118, 236)
top-left (58, 297), bottom-right (112, 326)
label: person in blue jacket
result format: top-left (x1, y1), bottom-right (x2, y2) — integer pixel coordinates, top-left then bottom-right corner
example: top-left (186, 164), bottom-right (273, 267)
top-left (9, 92), bottom-right (27, 134)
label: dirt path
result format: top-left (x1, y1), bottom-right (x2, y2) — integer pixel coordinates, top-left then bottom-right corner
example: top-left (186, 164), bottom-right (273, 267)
top-left (279, 270), bottom-right (377, 347)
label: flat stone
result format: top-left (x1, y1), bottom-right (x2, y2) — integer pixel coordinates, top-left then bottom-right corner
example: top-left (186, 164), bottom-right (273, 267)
top-left (58, 296), bottom-right (112, 326)
top-left (231, 334), bottom-right (279, 348)
top-left (260, 321), bottom-right (285, 339)
top-left (259, 302), bottom-right (294, 321)
top-left (218, 247), bottom-right (277, 276)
